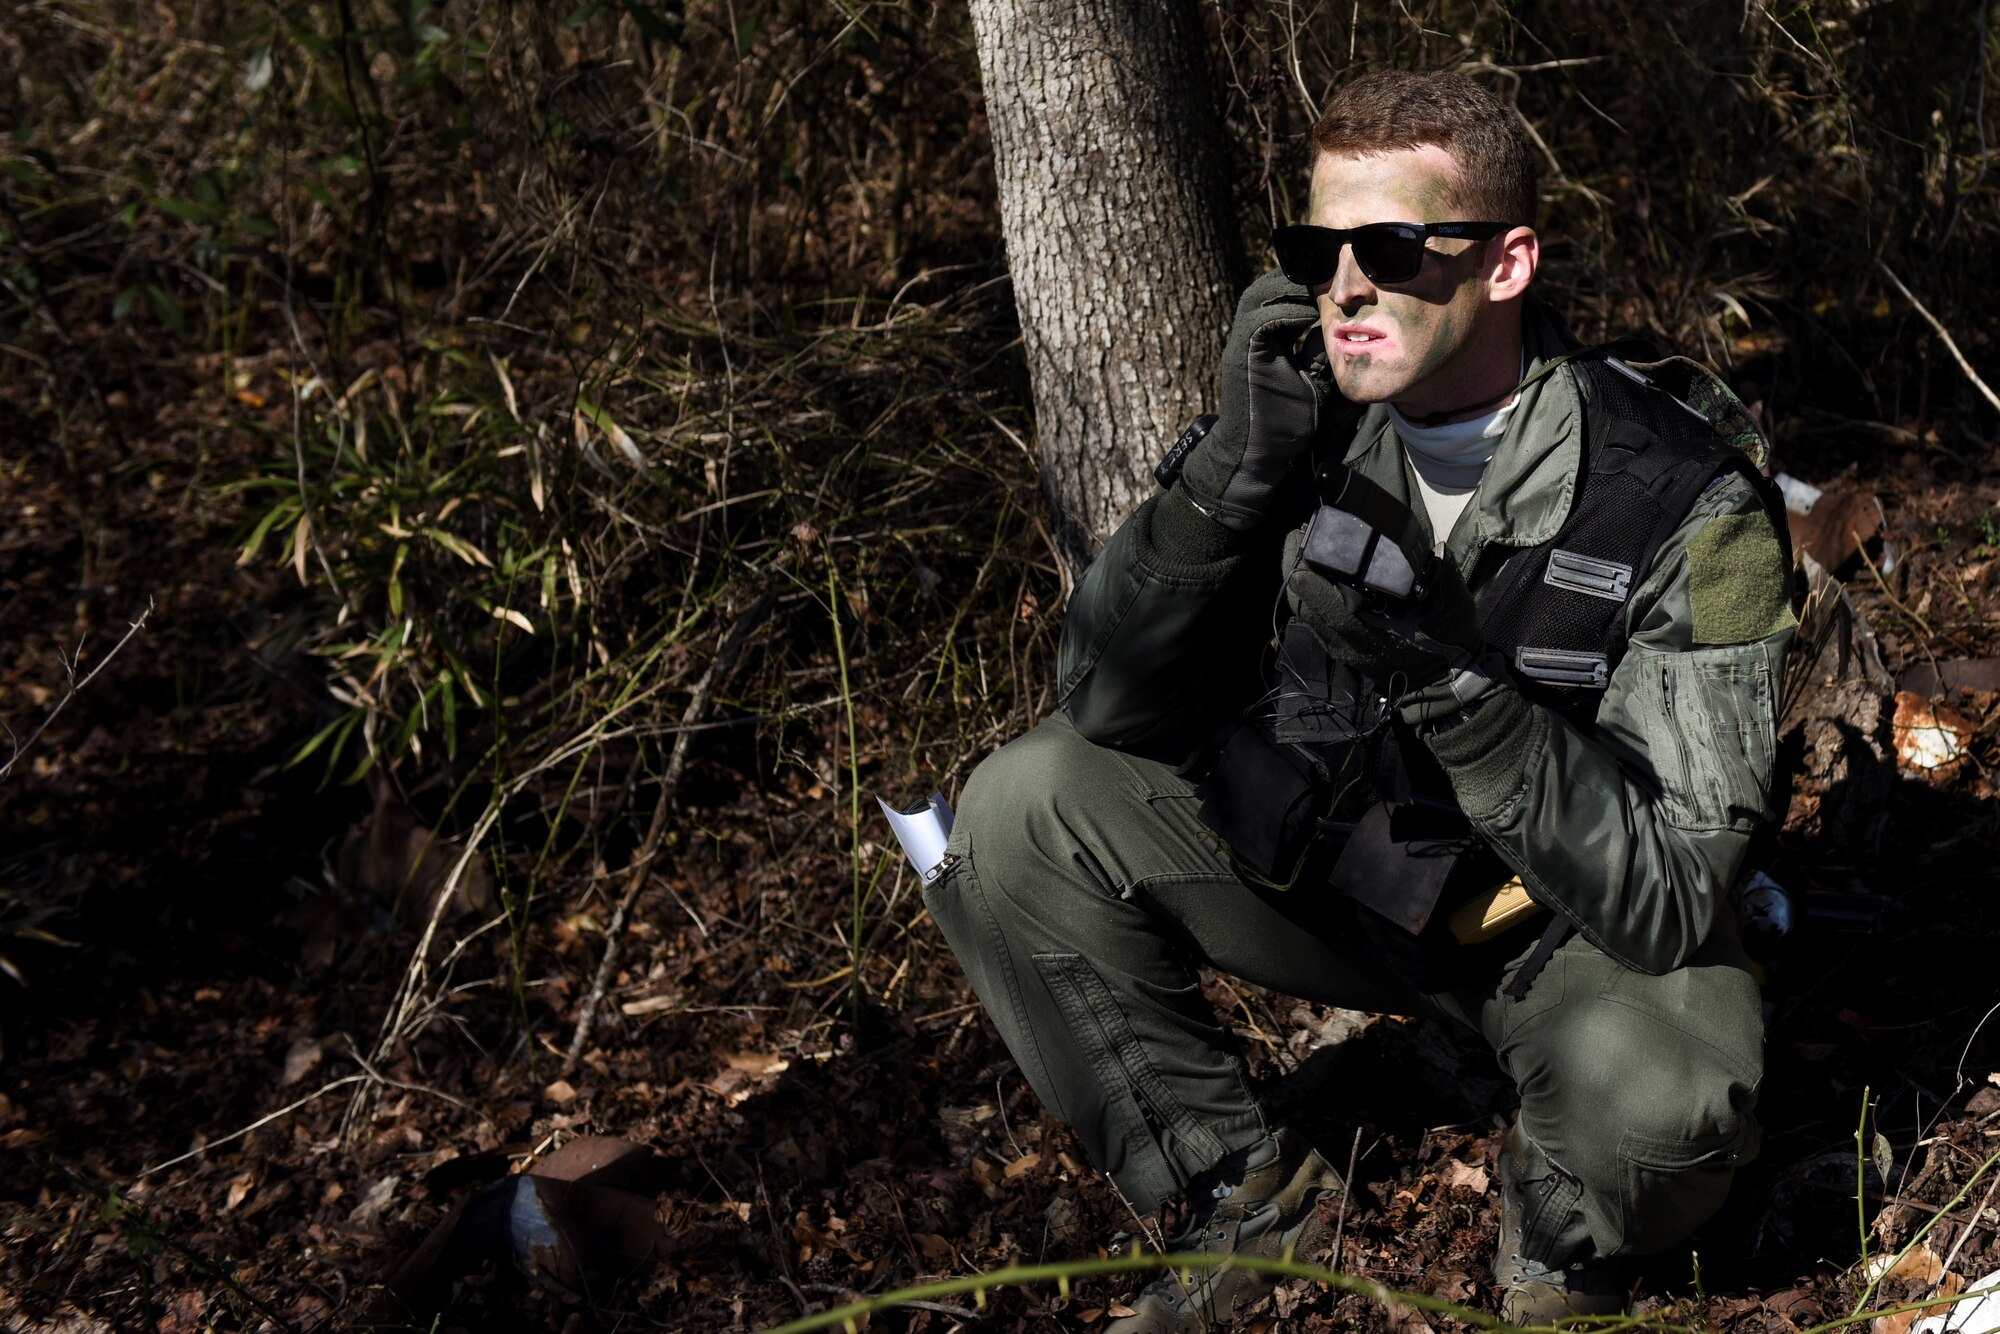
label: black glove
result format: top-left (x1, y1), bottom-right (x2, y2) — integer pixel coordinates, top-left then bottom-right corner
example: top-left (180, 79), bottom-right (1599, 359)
top-left (1178, 270), bottom-right (1343, 531)
top-left (1281, 524), bottom-right (1502, 725)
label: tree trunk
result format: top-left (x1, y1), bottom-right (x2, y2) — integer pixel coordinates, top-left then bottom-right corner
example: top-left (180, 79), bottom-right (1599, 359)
top-left (968, 0), bottom-right (1245, 570)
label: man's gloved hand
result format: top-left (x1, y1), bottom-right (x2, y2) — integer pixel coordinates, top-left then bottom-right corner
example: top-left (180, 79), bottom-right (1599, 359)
top-left (1178, 270), bottom-right (1342, 531)
top-left (1280, 524), bottom-right (1500, 725)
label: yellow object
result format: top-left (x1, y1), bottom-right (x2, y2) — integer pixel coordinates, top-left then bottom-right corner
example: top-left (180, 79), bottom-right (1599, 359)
top-left (1448, 876), bottom-right (1546, 944)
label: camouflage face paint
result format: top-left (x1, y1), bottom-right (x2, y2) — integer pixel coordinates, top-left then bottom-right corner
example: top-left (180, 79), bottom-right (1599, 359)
top-left (1305, 146), bottom-right (1508, 417)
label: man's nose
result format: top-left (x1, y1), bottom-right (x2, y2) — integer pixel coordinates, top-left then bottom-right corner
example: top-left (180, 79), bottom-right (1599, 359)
top-left (1328, 242), bottom-right (1375, 312)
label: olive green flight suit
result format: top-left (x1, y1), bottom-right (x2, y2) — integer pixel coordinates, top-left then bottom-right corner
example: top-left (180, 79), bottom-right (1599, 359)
top-left (925, 300), bottom-right (1792, 1269)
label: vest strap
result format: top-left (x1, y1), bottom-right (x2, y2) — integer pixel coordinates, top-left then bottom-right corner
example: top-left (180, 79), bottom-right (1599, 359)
top-left (1504, 914), bottom-right (1575, 1001)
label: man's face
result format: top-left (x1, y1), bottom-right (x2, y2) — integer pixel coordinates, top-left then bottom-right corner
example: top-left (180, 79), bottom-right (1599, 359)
top-left (1306, 146), bottom-right (1500, 413)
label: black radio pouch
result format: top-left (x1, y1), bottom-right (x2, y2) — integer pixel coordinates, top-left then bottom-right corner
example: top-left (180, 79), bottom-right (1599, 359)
top-left (1189, 721), bottom-right (1338, 890)
top-left (1326, 801), bottom-right (1512, 992)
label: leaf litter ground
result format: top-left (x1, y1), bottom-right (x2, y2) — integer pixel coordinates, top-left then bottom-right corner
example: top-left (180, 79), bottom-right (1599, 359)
top-left (6, 346), bottom-right (2000, 1334)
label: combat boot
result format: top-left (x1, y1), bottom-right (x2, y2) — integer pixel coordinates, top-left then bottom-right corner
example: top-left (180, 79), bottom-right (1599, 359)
top-left (1107, 1127), bottom-right (1345, 1334)
top-left (1494, 1123), bottom-right (1631, 1324)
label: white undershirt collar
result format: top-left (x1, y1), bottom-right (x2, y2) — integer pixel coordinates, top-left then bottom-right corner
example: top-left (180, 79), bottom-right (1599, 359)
top-left (1388, 353), bottom-right (1527, 548)
top-left (1386, 353), bottom-right (1527, 488)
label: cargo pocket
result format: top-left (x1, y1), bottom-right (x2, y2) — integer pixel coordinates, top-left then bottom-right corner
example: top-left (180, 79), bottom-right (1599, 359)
top-left (922, 847), bottom-right (1076, 1131)
top-left (1611, 1122), bottom-right (1754, 1257)
top-left (1033, 952), bottom-right (1229, 1200)
top-left (1632, 646), bottom-right (1776, 832)
top-left (1692, 654), bottom-right (1778, 828)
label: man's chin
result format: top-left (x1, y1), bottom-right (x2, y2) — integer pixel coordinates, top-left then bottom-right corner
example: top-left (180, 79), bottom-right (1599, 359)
top-left (1330, 371), bottom-right (1406, 407)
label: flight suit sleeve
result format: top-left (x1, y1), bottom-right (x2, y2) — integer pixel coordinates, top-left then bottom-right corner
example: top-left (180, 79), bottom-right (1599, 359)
top-left (1057, 485), bottom-right (1283, 750)
top-left (1426, 472), bottom-right (1794, 974)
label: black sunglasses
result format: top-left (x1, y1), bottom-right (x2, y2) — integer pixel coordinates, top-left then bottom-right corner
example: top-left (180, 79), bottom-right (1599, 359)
top-left (1272, 221), bottom-right (1510, 287)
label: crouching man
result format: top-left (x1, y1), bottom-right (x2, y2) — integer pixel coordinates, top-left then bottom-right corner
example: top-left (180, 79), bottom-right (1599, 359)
top-left (926, 70), bottom-right (1793, 1330)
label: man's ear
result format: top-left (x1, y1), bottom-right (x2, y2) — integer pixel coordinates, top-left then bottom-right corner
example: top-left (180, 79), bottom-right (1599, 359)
top-left (1486, 226), bottom-right (1539, 302)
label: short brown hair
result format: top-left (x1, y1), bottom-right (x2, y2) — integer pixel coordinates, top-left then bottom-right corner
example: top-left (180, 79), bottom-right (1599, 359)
top-left (1310, 71), bottom-right (1538, 227)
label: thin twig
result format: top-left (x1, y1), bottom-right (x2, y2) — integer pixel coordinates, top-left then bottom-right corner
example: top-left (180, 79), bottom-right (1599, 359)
top-left (1858, 1089), bottom-right (1874, 1295)
top-left (995, 1072), bottom-right (1023, 1160)
top-left (561, 592), bottom-right (774, 1074)
top-left (342, 1038), bottom-right (490, 1124)
top-left (799, 1284), bottom-right (980, 1321)
top-left (1878, 262), bottom-right (2000, 415)
top-left (879, 1298), bottom-right (983, 1319)
top-left (1330, 1127), bottom-right (1363, 1273)
top-left (1282, 0), bottom-right (1318, 120)
top-left (362, 624), bottom-right (726, 1090)
top-left (1852, 528), bottom-right (1933, 641)
top-left (1852, 1142), bottom-right (2000, 1319)
top-left (828, 556), bottom-right (865, 1026)
top-left (140, 1059), bottom-right (487, 1181)
top-left (0, 598), bottom-right (153, 783)
top-left (1930, 1169), bottom-right (2000, 1295)
top-left (138, 1075), bottom-right (370, 1178)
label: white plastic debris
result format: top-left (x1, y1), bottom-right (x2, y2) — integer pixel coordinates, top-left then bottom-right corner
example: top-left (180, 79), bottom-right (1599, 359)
top-left (1914, 1266), bottom-right (2000, 1333)
top-left (1737, 871), bottom-right (1794, 938)
top-left (1893, 693), bottom-right (1970, 772)
top-left (1774, 472), bottom-right (1823, 515)
top-left (877, 791), bottom-right (955, 882)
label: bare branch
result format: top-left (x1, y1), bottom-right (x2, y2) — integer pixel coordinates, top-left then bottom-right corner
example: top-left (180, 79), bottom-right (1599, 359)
top-left (0, 598), bottom-right (155, 784)
top-left (1878, 261), bottom-right (2000, 416)
top-left (562, 591), bottom-right (775, 1075)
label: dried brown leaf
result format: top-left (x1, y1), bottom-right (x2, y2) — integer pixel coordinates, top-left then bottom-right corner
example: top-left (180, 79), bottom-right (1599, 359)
top-left (1441, 1159), bottom-right (1490, 1195)
top-left (281, 1038), bottom-right (322, 1087)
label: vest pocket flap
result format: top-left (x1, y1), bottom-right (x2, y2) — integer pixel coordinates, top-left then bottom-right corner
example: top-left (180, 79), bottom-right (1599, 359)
top-left (1328, 801), bottom-right (1498, 936)
top-left (1192, 721), bottom-right (1333, 888)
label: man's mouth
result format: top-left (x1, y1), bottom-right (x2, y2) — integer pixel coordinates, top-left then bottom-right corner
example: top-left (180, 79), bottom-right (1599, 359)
top-left (1333, 324), bottom-right (1389, 349)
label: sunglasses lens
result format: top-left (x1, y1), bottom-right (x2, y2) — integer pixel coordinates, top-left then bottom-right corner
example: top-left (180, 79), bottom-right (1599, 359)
top-left (1352, 227), bottom-right (1424, 284)
top-left (1274, 225), bottom-right (1428, 287)
top-left (1274, 227), bottom-right (1338, 286)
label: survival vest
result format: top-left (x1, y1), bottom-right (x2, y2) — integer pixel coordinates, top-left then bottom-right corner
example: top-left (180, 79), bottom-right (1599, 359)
top-left (1191, 345), bottom-right (1787, 987)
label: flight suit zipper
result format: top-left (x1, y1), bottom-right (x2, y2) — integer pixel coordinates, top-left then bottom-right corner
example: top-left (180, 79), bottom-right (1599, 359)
top-left (1660, 662), bottom-right (1695, 805)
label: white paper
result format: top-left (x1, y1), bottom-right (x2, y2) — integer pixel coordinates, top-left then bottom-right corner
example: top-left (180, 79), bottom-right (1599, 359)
top-left (1915, 1266), bottom-right (2000, 1333)
top-left (877, 792), bottom-right (955, 882)
top-left (1774, 472), bottom-right (1822, 515)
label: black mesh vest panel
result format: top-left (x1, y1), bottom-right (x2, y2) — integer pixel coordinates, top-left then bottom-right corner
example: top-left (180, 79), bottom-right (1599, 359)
top-left (1469, 354), bottom-right (1780, 730)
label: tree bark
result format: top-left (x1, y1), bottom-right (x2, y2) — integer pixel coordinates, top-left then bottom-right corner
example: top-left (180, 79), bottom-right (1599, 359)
top-left (968, 0), bottom-right (1245, 570)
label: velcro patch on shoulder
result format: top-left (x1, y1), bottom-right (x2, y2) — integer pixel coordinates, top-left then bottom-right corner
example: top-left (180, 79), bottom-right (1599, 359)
top-left (1688, 512), bottom-right (1796, 645)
